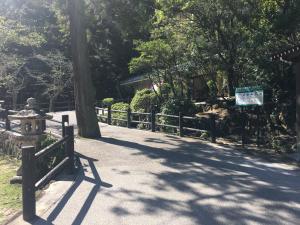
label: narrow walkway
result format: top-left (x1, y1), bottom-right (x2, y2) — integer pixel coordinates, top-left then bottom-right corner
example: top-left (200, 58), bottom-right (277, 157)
top-left (12, 112), bottom-right (300, 225)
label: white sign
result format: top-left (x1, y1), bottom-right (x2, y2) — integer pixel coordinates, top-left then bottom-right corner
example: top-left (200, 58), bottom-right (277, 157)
top-left (236, 90), bottom-right (264, 106)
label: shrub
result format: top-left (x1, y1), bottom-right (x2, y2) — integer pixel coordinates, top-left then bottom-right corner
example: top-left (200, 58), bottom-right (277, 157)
top-left (111, 102), bottom-right (129, 127)
top-left (161, 98), bottom-right (196, 117)
top-left (207, 80), bottom-right (217, 99)
top-left (102, 98), bottom-right (114, 107)
top-left (130, 89), bottom-right (158, 113)
top-left (159, 98), bottom-right (197, 133)
top-left (36, 135), bottom-right (65, 180)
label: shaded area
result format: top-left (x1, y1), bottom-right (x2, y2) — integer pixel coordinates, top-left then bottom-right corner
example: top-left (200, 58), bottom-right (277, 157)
top-left (32, 153), bottom-right (112, 225)
top-left (97, 136), bottom-right (300, 225)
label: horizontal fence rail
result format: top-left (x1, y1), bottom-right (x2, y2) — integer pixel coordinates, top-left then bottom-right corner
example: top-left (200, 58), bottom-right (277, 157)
top-left (3, 101), bottom-right (75, 112)
top-left (96, 107), bottom-right (216, 143)
top-left (22, 115), bottom-right (74, 222)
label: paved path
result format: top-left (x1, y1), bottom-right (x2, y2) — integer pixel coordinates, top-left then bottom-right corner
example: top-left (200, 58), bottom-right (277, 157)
top-left (12, 111), bottom-right (300, 225)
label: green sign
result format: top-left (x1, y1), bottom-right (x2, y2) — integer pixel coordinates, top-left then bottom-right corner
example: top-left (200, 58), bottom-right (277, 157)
top-left (236, 86), bottom-right (264, 106)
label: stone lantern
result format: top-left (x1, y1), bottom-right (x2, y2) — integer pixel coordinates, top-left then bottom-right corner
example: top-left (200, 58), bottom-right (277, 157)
top-left (8, 98), bottom-right (53, 136)
top-left (7, 98), bottom-right (53, 184)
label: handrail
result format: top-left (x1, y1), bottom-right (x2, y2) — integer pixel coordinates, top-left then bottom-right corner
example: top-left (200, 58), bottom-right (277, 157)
top-left (21, 117), bottom-right (75, 222)
top-left (131, 112), bottom-right (150, 116)
top-left (182, 116), bottom-right (198, 120)
top-left (156, 113), bottom-right (179, 119)
top-left (111, 109), bottom-right (127, 113)
top-left (35, 157), bottom-right (69, 190)
top-left (48, 118), bottom-right (62, 124)
top-left (95, 106), bottom-right (216, 143)
top-left (183, 127), bottom-right (208, 133)
top-left (156, 123), bottom-right (179, 129)
top-left (35, 135), bottom-right (70, 160)
top-left (111, 118), bottom-right (127, 122)
top-left (131, 120), bottom-right (150, 124)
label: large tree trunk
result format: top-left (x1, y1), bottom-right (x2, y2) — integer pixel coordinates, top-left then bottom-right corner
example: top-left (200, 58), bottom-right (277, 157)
top-left (68, 0), bottom-right (101, 138)
top-left (227, 68), bottom-right (236, 97)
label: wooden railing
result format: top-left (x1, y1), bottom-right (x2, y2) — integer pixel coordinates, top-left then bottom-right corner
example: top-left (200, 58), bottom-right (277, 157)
top-left (95, 107), bottom-right (216, 143)
top-left (22, 120), bottom-right (74, 221)
top-left (3, 100), bottom-right (75, 112)
top-left (0, 108), bottom-right (18, 130)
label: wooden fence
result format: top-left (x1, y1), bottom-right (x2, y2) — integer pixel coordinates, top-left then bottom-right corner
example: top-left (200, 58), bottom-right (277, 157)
top-left (3, 100), bottom-right (75, 112)
top-left (21, 116), bottom-right (74, 221)
top-left (95, 107), bottom-right (216, 143)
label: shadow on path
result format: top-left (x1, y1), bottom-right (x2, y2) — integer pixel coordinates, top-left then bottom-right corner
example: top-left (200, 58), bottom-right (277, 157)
top-left (33, 153), bottom-right (112, 225)
top-left (98, 136), bottom-right (300, 225)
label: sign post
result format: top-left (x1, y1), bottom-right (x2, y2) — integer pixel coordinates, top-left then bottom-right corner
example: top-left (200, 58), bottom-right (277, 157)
top-left (236, 86), bottom-right (264, 147)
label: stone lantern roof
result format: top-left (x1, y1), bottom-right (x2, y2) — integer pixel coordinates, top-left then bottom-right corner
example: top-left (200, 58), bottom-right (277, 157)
top-left (8, 98), bottom-right (52, 135)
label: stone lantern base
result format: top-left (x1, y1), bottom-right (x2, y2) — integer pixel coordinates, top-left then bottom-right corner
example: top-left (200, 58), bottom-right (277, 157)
top-left (0, 129), bottom-right (47, 184)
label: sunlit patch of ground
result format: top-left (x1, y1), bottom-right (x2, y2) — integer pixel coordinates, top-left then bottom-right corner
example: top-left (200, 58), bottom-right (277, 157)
top-left (0, 156), bottom-right (21, 224)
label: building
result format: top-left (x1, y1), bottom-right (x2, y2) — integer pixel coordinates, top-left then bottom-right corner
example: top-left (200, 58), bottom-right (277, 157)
top-left (121, 75), bottom-right (209, 101)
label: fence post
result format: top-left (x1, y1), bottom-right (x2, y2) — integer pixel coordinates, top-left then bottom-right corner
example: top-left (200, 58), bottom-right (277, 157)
top-left (65, 126), bottom-right (75, 174)
top-left (62, 115), bottom-right (69, 137)
top-left (241, 111), bottom-right (247, 148)
top-left (108, 105), bottom-right (112, 125)
top-left (22, 146), bottom-right (36, 221)
top-left (5, 109), bottom-right (10, 131)
top-left (210, 113), bottom-right (216, 143)
top-left (151, 109), bottom-right (156, 132)
top-left (179, 112), bottom-right (184, 137)
top-left (127, 108), bottom-right (131, 128)
top-left (256, 107), bottom-right (260, 147)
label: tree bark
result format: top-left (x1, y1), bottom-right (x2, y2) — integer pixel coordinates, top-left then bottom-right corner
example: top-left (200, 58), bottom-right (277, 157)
top-left (68, 0), bottom-right (101, 138)
top-left (227, 67), bottom-right (236, 97)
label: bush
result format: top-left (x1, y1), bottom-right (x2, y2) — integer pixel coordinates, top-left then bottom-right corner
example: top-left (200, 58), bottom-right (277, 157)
top-left (161, 98), bottom-right (196, 117)
top-left (36, 135), bottom-right (65, 180)
top-left (111, 102), bottom-right (129, 127)
top-left (102, 98), bottom-right (114, 107)
top-left (130, 89), bottom-right (158, 113)
top-left (159, 98), bottom-right (197, 133)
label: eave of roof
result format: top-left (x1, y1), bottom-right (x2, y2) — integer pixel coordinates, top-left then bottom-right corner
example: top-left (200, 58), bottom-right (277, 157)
top-left (271, 45), bottom-right (300, 62)
top-left (120, 75), bottom-right (149, 86)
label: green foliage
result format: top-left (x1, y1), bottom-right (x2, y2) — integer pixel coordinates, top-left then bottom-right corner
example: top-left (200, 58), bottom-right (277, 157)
top-left (130, 89), bottom-right (157, 113)
top-left (161, 98), bottom-right (196, 117)
top-left (102, 98), bottom-right (115, 107)
top-left (207, 80), bottom-right (217, 99)
top-left (0, 15), bottom-right (45, 51)
top-left (36, 135), bottom-right (65, 180)
top-left (85, 0), bottom-right (155, 100)
top-left (160, 98), bottom-right (196, 132)
top-left (112, 102), bottom-right (129, 111)
top-left (111, 102), bottom-right (129, 126)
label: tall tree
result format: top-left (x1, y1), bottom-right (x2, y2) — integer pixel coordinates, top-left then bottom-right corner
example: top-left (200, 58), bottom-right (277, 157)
top-left (68, 0), bottom-right (101, 138)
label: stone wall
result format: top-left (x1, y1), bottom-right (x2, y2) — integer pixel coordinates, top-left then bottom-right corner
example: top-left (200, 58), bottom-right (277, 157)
top-left (0, 129), bottom-right (45, 157)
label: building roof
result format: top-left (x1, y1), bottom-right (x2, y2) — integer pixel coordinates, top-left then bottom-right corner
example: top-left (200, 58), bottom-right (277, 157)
top-left (120, 75), bottom-right (149, 86)
top-left (271, 45), bottom-right (300, 62)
